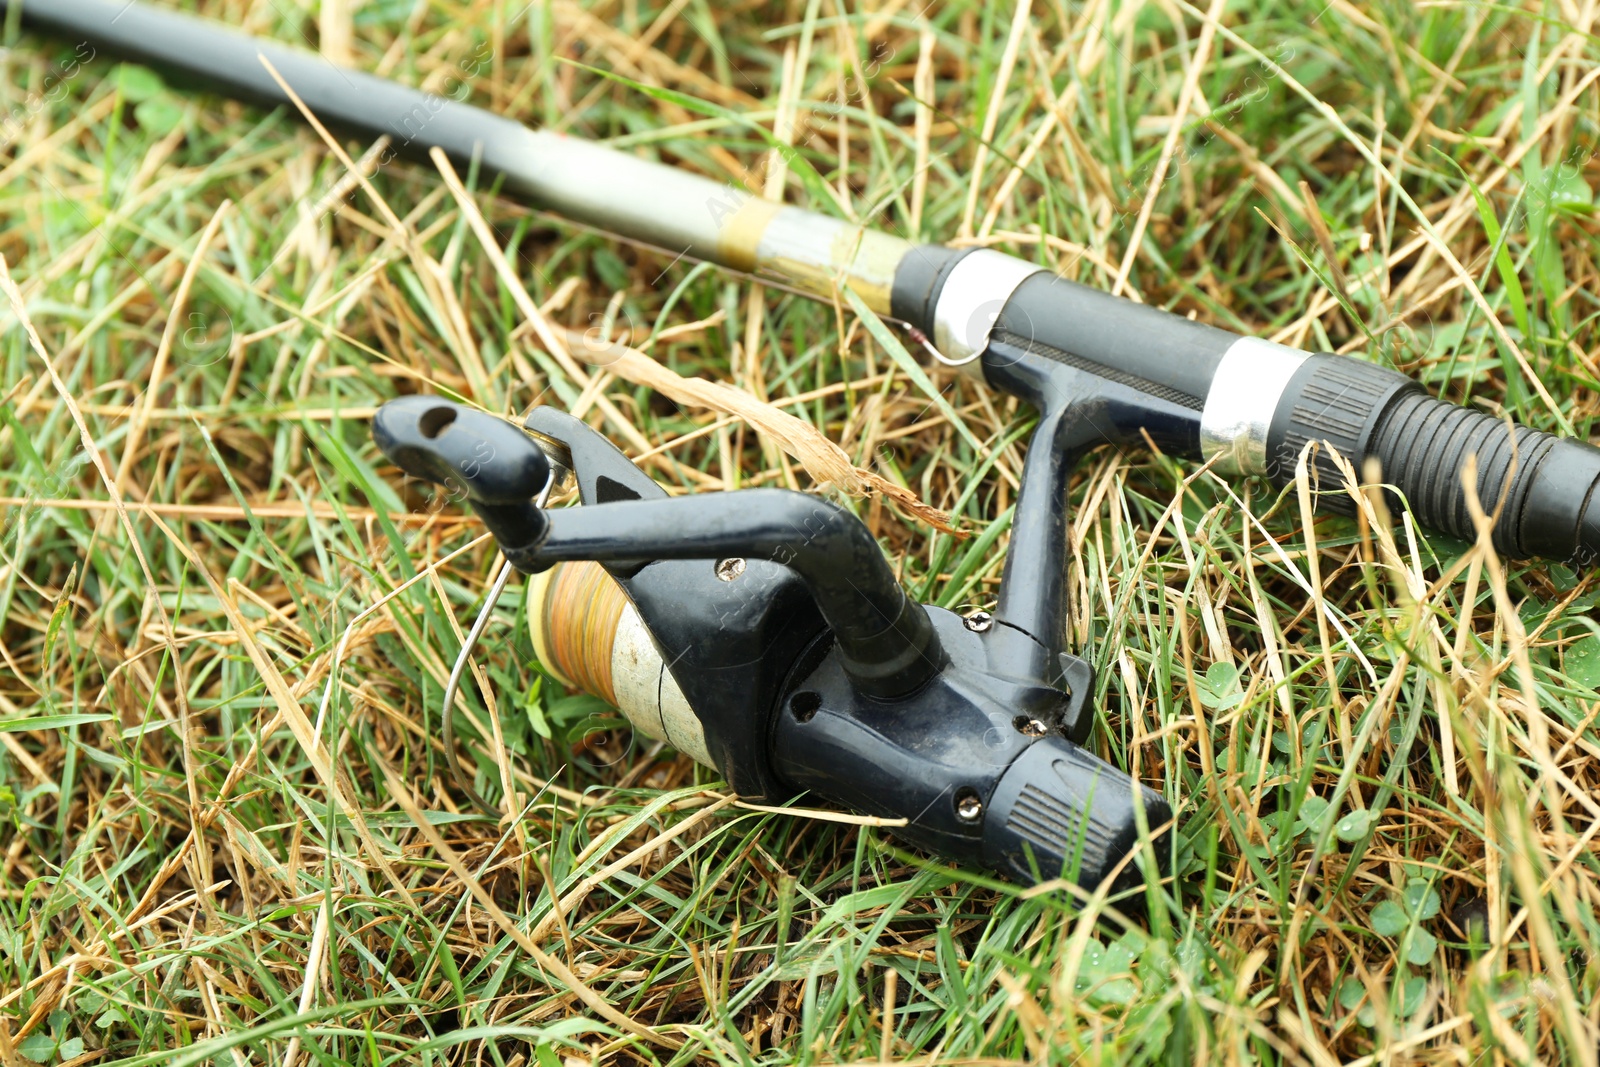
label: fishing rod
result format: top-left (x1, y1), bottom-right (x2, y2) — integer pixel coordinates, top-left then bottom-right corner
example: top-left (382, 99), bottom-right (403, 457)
top-left (10, 0), bottom-right (1599, 894)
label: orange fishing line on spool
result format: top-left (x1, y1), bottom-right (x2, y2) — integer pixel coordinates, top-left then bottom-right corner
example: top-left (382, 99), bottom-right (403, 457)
top-left (529, 560), bottom-right (627, 706)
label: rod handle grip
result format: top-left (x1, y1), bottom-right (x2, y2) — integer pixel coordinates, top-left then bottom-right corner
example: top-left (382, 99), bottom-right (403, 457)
top-left (1370, 391), bottom-right (1600, 562)
top-left (1266, 354), bottom-right (1600, 563)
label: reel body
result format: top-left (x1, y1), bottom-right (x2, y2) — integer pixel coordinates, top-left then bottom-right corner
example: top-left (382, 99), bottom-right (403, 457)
top-left (374, 395), bottom-right (1173, 895)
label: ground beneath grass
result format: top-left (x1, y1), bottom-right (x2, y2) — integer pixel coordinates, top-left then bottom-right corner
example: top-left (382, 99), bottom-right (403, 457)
top-left (3, 1), bottom-right (1600, 1064)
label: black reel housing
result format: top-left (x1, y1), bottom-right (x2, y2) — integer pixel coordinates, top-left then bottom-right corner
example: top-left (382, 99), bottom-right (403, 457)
top-left (372, 390), bottom-right (1174, 897)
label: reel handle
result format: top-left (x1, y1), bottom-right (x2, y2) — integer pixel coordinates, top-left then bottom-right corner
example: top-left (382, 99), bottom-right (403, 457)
top-left (372, 397), bottom-right (552, 569)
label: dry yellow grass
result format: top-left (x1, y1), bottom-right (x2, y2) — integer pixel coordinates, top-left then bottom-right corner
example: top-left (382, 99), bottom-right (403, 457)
top-left (1, 1), bottom-right (1599, 1064)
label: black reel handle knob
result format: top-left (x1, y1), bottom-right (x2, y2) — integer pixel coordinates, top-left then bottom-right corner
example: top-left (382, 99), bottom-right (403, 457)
top-left (373, 397), bottom-right (551, 503)
top-left (373, 397), bottom-right (552, 569)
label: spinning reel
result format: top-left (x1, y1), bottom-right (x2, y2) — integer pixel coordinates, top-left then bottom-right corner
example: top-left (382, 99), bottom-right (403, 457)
top-left (374, 393), bottom-right (1174, 896)
top-left (24, 0), bottom-right (1600, 894)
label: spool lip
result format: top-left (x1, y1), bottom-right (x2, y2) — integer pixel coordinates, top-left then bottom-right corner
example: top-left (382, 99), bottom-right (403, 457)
top-left (527, 559), bottom-right (632, 705)
top-left (525, 564), bottom-right (576, 691)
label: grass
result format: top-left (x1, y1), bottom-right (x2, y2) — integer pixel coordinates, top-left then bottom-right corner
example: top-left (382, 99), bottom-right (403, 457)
top-left (2, 0), bottom-right (1600, 1062)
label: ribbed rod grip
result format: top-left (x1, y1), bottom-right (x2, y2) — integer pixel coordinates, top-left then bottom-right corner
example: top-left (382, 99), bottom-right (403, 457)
top-left (1370, 392), bottom-right (1600, 561)
top-left (1267, 354), bottom-right (1600, 562)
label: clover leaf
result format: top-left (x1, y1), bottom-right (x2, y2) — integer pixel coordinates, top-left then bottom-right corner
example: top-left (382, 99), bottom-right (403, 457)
top-left (1197, 661), bottom-right (1242, 710)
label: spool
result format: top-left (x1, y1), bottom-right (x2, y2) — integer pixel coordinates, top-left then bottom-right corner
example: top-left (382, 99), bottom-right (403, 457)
top-left (527, 560), bottom-right (712, 767)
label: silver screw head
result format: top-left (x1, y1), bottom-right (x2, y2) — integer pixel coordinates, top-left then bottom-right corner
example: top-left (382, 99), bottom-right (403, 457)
top-left (964, 610), bottom-right (994, 632)
top-left (955, 789), bottom-right (983, 822)
top-left (715, 558), bottom-right (746, 582)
